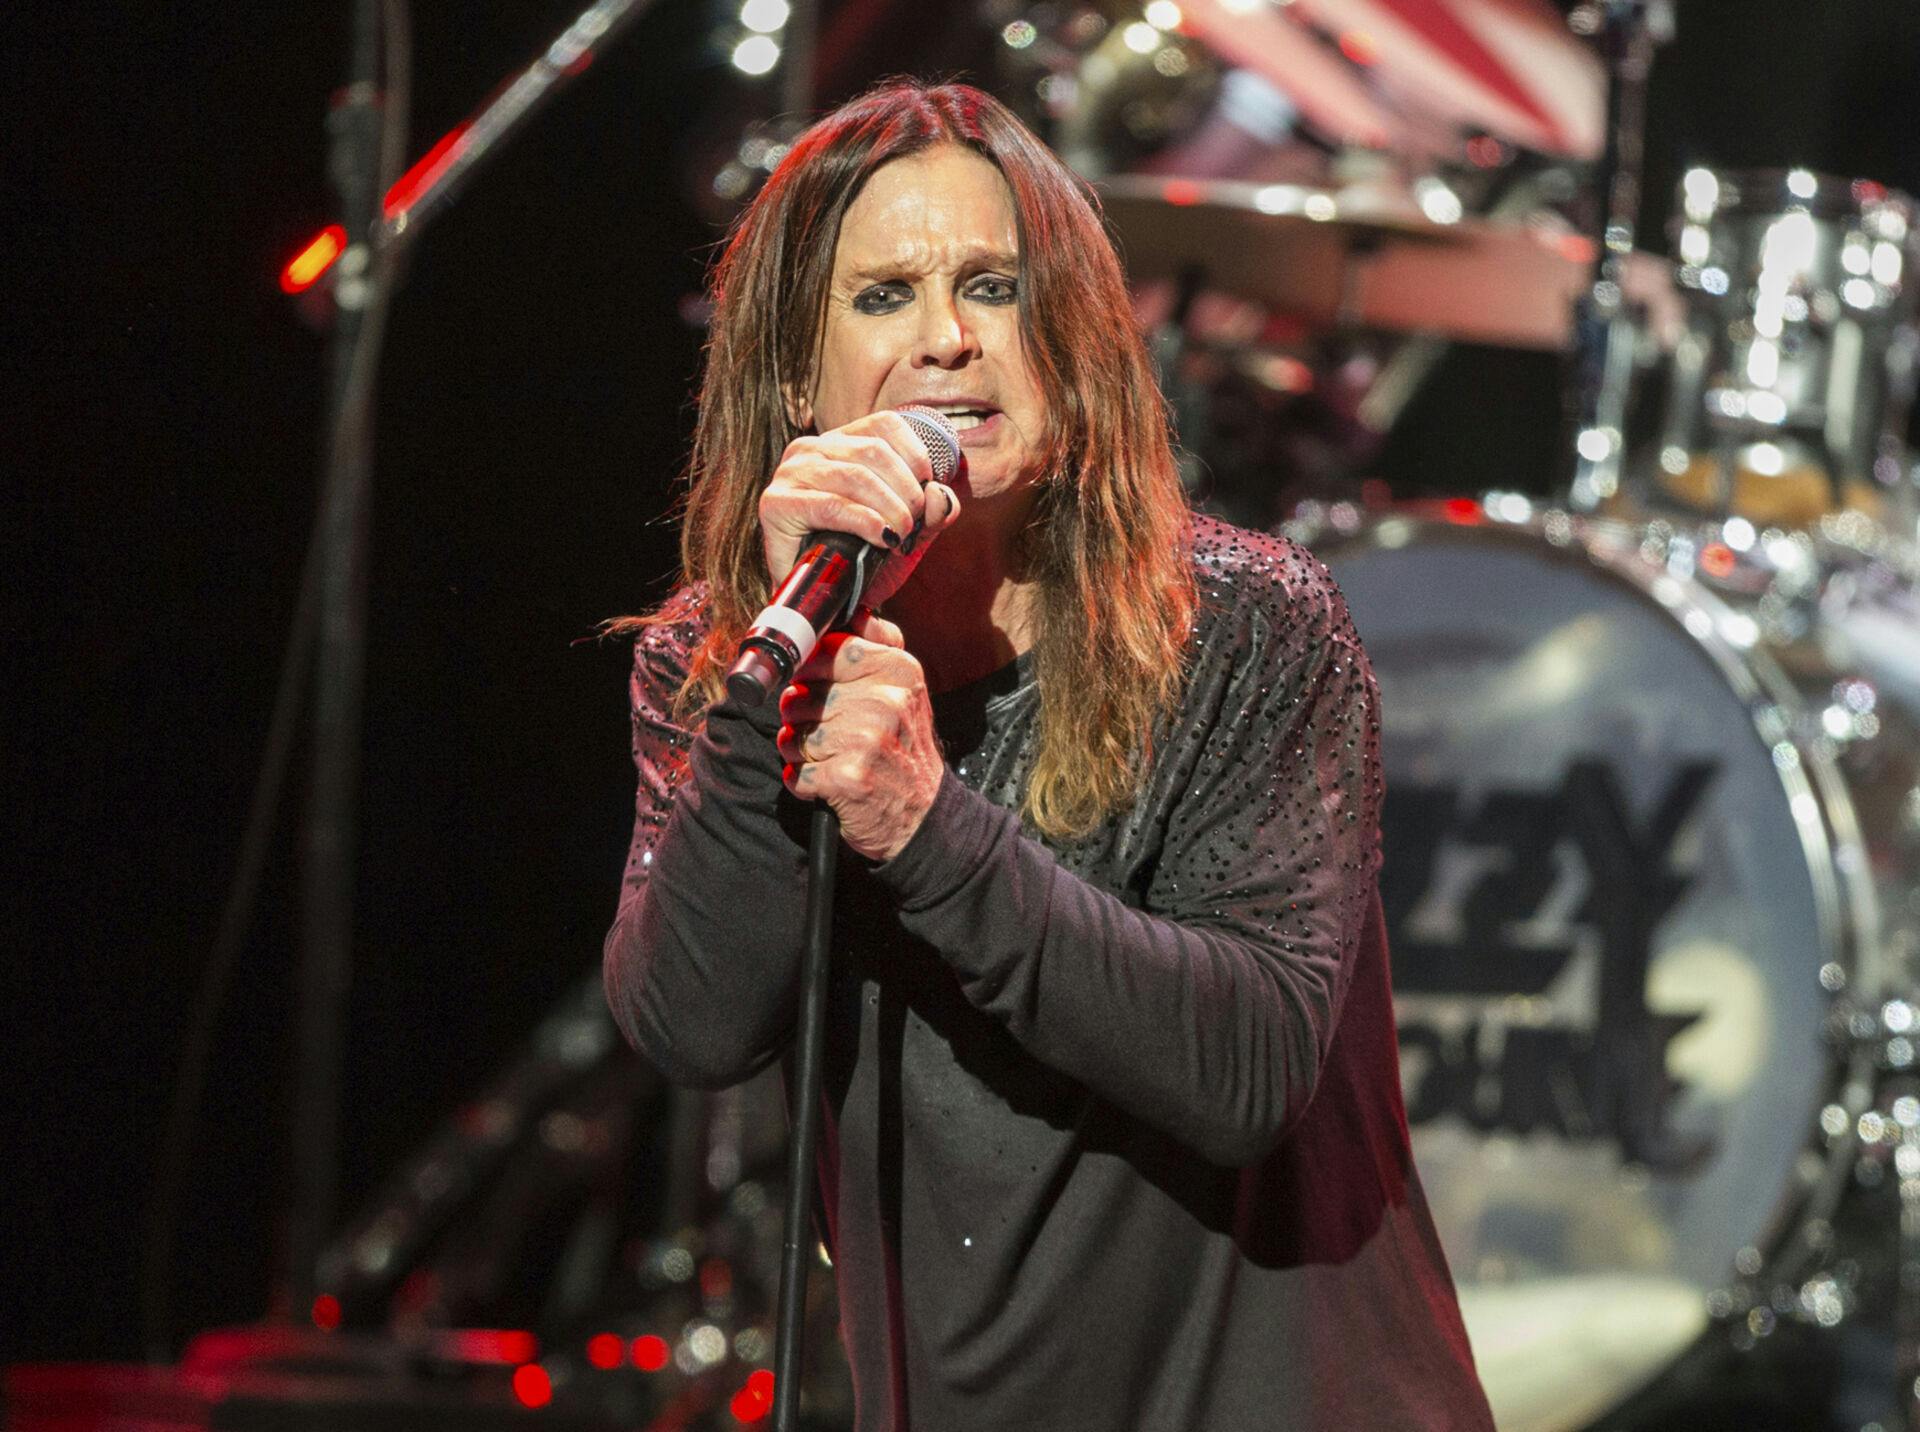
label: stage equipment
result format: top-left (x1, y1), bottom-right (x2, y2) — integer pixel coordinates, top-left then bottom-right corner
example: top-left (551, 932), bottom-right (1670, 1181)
top-left (1098, 172), bottom-right (1676, 351)
top-left (1291, 497), bottom-right (1920, 1431)
top-left (1638, 169), bottom-right (1920, 536)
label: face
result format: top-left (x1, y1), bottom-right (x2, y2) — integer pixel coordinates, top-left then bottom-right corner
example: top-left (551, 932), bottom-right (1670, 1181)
top-left (804, 145), bottom-right (1048, 502)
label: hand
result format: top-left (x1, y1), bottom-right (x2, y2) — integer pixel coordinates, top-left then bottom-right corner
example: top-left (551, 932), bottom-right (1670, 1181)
top-left (761, 410), bottom-right (963, 611)
top-left (777, 610), bottom-right (944, 861)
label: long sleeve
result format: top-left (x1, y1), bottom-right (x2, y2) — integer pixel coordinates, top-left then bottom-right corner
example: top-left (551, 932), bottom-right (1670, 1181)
top-left (871, 567), bottom-right (1382, 1167)
top-left (601, 616), bottom-right (810, 1088)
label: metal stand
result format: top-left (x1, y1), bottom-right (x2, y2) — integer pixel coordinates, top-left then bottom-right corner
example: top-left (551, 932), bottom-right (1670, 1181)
top-left (287, 0), bottom-right (401, 1317)
top-left (282, 0), bottom-right (661, 1318)
top-left (772, 804), bottom-right (840, 1432)
top-left (1566, 0), bottom-right (1669, 510)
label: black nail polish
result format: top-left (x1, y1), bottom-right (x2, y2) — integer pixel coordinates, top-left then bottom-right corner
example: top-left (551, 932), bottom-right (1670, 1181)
top-left (881, 527), bottom-right (900, 548)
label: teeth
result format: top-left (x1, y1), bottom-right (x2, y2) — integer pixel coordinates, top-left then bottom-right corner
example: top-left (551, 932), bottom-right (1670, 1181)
top-left (948, 413), bottom-right (987, 430)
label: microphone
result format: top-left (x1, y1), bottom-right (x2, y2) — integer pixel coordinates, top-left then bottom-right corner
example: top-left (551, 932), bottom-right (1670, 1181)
top-left (725, 407), bottom-right (960, 707)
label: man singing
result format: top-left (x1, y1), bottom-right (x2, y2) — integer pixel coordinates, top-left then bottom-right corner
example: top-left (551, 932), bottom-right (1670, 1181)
top-left (604, 81), bottom-right (1491, 1431)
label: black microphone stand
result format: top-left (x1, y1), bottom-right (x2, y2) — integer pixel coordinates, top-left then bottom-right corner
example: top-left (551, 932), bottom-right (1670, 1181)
top-left (774, 802), bottom-right (839, 1432)
top-left (285, 0), bottom-right (662, 1320)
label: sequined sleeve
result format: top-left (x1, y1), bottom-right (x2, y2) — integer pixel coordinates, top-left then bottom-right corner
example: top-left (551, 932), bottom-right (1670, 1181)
top-left (871, 537), bottom-right (1384, 1165)
top-left (601, 610), bottom-right (808, 1088)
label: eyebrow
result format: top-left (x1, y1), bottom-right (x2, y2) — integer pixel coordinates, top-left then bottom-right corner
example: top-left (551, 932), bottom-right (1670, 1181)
top-left (842, 250), bottom-right (1022, 284)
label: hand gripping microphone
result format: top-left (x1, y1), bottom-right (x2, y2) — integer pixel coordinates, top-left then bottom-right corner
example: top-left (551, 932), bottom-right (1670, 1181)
top-left (725, 407), bottom-right (960, 708)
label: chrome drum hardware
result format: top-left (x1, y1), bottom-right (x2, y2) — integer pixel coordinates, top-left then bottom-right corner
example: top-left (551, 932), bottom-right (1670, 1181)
top-left (1648, 168), bottom-right (1920, 537)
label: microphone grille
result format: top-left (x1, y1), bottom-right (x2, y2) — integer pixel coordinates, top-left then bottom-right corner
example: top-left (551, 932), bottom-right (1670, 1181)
top-left (894, 407), bottom-right (961, 485)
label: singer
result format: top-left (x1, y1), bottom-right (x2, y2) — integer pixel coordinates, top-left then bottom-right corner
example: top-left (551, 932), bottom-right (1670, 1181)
top-left (604, 82), bottom-right (1491, 1431)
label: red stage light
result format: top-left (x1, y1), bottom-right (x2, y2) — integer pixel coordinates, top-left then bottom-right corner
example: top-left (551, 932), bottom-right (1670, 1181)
top-left (382, 123), bottom-right (471, 219)
top-left (729, 1370), bottom-right (775, 1423)
top-left (309, 1294), bottom-right (342, 1330)
top-left (446, 1328), bottom-right (539, 1364)
top-left (1442, 497), bottom-right (1482, 524)
top-left (281, 226), bottom-right (347, 294)
top-left (585, 1332), bottom-right (624, 1370)
top-left (1699, 542), bottom-right (1737, 579)
top-left (512, 1363), bottom-right (554, 1409)
top-left (631, 1334), bottom-right (671, 1372)
top-left (277, 123), bottom-right (472, 296)
top-left (1162, 179), bottom-right (1202, 207)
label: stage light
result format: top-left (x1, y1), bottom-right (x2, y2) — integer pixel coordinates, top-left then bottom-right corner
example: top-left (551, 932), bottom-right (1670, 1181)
top-left (631, 1334), bottom-right (671, 1371)
top-left (309, 1293), bottom-right (343, 1329)
top-left (281, 226), bottom-right (347, 294)
top-left (512, 1363), bottom-right (553, 1408)
top-left (741, 0), bottom-right (789, 32)
top-left (586, 1332), bottom-right (624, 1369)
top-left (733, 35), bottom-right (780, 75)
top-left (1144, 1), bottom-right (1182, 30)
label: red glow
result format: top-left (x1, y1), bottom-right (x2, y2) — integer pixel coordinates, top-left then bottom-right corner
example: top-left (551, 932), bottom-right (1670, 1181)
top-left (1442, 497), bottom-right (1482, 525)
top-left (445, 1328), bottom-right (539, 1364)
top-left (279, 123), bottom-right (471, 298)
top-left (309, 1294), bottom-right (342, 1330)
top-left (730, 1371), bottom-right (775, 1423)
top-left (512, 1363), bottom-right (553, 1409)
top-left (1556, 233), bottom-right (1599, 264)
top-left (1162, 179), bottom-right (1202, 207)
top-left (1466, 136), bottom-right (1505, 169)
top-left (281, 225), bottom-right (347, 294)
top-left (586, 1333), bottom-right (624, 1370)
top-left (1338, 30), bottom-right (1378, 66)
top-left (631, 1334), bottom-right (671, 1372)
top-left (700, 1258), bottom-right (734, 1301)
top-left (382, 123), bottom-right (471, 218)
top-left (1699, 542), bottom-right (1737, 579)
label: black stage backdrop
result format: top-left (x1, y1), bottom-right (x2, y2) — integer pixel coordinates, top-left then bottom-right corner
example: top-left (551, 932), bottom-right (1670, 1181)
top-left (5, 0), bottom-right (1917, 1368)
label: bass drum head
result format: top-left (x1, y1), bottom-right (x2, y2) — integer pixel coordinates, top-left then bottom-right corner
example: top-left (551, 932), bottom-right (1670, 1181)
top-left (1318, 519), bottom-right (1851, 1432)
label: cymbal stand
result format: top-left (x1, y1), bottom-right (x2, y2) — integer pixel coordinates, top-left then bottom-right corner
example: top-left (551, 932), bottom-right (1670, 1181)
top-left (1565, 0), bottom-right (1669, 510)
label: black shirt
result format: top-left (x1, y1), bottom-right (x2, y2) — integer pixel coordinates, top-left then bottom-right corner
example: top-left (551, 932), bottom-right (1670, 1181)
top-left (604, 515), bottom-right (1492, 1430)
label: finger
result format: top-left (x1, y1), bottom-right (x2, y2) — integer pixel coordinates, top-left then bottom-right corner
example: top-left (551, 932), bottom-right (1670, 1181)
top-left (924, 481), bottom-right (961, 534)
top-left (776, 723), bottom-right (829, 766)
top-left (794, 631), bottom-right (906, 685)
top-left (772, 459), bottom-right (919, 546)
top-left (848, 607), bottom-right (905, 649)
top-left (760, 487), bottom-right (907, 577)
top-left (858, 410), bottom-right (940, 488)
top-left (778, 681), bottom-right (828, 726)
top-left (837, 429), bottom-right (932, 520)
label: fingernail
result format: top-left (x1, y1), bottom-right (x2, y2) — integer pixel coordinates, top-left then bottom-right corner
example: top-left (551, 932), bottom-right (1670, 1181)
top-left (881, 527), bottom-right (900, 548)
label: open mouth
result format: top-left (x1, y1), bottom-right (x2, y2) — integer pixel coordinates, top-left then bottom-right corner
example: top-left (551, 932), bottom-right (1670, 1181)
top-left (914, 402), bottom-right (1000, 432)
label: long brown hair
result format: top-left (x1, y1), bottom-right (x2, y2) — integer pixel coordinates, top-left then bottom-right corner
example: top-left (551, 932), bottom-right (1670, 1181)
top-left (632, 81), bottom-right (1194, 839)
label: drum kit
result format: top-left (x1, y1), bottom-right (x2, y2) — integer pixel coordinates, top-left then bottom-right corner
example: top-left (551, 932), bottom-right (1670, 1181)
top-left (288, 4), bottom-right (1920, 1430)
top-left (1015, 0), bottom-right (1920, 1427)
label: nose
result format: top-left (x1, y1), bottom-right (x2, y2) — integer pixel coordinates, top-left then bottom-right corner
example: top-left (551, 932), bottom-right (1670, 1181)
top-left (911, 290), bottom-right (979, 369)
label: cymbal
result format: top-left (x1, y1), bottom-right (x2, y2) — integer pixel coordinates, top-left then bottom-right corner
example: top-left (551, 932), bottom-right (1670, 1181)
top-left (1099, 174), bottom-right (1676, 350)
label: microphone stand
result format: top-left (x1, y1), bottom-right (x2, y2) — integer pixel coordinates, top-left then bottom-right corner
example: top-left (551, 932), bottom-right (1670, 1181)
top-left (285, 0), bottom-right (661, 1318)
top-left (773, 802), bottom-right (838, 1432)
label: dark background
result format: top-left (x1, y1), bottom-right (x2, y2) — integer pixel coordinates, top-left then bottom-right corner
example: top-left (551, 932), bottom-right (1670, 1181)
top-left (5, 0), bottom-right (1916, 1367)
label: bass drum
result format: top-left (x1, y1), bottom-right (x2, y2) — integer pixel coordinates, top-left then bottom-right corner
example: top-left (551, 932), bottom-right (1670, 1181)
top-left (1306, 507), bottom-right (1920, 1430)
